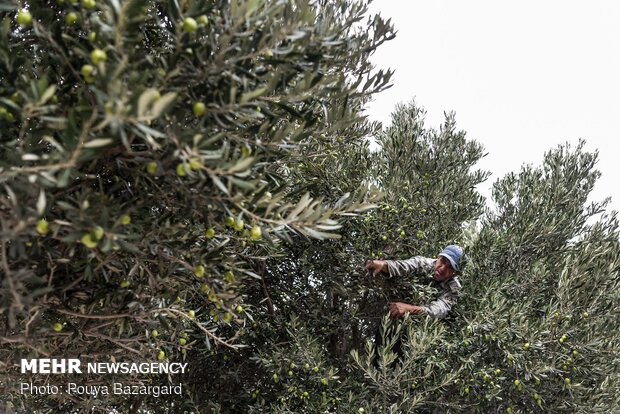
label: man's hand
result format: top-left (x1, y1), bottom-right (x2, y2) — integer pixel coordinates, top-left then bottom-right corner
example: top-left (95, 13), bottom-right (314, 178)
top-left (388, 302), bottom-right (425, 319)
top-left (365, 259), bottom-right (387, 276)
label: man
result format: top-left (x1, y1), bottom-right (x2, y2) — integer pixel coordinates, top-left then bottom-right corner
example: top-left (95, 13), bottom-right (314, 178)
top-left (364, 245), bottom-right (467, 319)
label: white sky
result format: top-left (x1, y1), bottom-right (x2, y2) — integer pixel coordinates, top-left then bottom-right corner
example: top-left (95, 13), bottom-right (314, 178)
top-left (365, 0), bottom-right (620, 214)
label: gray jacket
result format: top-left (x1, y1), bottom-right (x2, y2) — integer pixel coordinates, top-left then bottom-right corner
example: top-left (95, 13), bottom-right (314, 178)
top-left (386, 256), bottom-right (462, 319)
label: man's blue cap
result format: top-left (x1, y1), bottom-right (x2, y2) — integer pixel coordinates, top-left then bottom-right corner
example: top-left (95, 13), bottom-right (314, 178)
top-left (439, 245), bottom-right (466, 271)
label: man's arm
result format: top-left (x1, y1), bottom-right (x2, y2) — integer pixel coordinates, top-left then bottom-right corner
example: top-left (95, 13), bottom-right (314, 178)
top-left (422, 297), bottom-right (454, 319)
top-left (390, 279), bottom-right (461, 319)
top-left (365, 256), bottom-right (435, 278)
top-left (422, 280), bottom-right (461, 319)
top-left (387, 256), bottom-right (435, 278)
top-left (387, 298), bottom-right (454, 319)
top-left (387, 302), bottom-right (425, 318)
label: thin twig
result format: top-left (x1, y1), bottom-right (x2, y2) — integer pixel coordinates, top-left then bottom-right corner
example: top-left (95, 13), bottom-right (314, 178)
top-left (82, 332), bottom-right (143, 356)
top-left (56, 309), bottom-right (132, 319)
top-left (156, 307), bottom-right (237, 350)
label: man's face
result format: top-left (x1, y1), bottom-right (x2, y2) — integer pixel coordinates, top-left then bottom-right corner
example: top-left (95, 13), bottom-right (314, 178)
top-left (433, 256), bottom-right (456, 281)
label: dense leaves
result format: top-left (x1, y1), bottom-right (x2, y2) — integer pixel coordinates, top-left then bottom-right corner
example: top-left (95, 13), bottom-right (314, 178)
top-left (1, 0), bottom-right (619, 413)
top-left (1, 0), bottom-right (392, 412)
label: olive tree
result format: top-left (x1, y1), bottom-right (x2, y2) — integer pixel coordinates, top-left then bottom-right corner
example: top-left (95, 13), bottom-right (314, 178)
top-left (0, 0), bottom-right (393, 412)
top-left (243, 102), bottom-right (489, 413)
top-left (352, 140), bottom-right (619, 413)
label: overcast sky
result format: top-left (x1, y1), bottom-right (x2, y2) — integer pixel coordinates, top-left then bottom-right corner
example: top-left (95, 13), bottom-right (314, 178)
top-left (364, 0), bottom-right (620, 214)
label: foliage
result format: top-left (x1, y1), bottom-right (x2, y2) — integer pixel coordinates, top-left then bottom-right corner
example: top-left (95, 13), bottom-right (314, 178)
top-left (459, 141), bottom-right (620, 413)
top-left (1, 0), bottom-right (619, 413)
top-left (0, 0), bottom-right (392, 412)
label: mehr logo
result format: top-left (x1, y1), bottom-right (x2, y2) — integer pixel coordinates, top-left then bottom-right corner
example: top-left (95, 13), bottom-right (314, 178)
top-left (21, 359), bottom-right (82, 374)
top-left (20, 359), bottom-right (189, 374)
